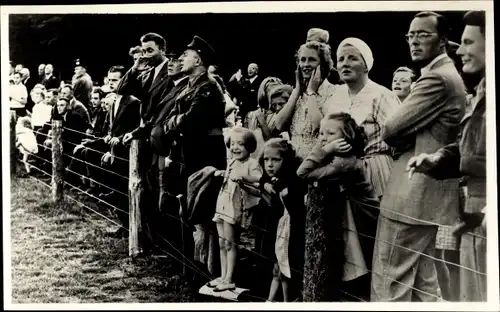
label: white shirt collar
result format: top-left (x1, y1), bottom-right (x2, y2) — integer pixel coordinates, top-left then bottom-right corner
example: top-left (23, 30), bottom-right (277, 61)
top-left (153, 59), bottom-right (168, 81)
top-left (174, 76), bottom-right (188, 86)
top-left (249, 75), bottom-right (258, 84)
top-left (114, 95), bottom-right (123, 117)
top-left (420, 53), bottom-right (447, 76)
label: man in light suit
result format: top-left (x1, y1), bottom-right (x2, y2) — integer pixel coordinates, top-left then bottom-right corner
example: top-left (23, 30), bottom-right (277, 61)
top-left (371, 11), bottom-right (466, 301)
top-left (406, 11), bottom-right (487, 302)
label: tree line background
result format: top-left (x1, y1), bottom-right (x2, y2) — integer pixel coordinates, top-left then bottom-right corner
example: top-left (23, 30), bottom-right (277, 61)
top-left (9, 11), bottom-right (467, 88)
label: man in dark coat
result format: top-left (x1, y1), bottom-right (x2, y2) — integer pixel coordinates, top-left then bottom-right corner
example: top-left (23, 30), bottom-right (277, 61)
top-left (122, 52), bottom-right (190, 251)
top-left (162, 35), bottom-right (227, 278)
top-left (232, 63), bottom-right (263, 125)
top-left (41, 64), bottom-right (60, 90)
top-left (72, 59), bottom-right (94, 109)
top-left (116, 33), bottom-right (173, 124)
top-left (164, 35), bottom-right (227, 191)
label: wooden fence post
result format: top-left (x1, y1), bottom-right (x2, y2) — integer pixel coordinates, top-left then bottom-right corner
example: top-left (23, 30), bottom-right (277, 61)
top-left (10, 111), bottom-right (17, 177)
top-left (303, 182), bottom-right (347, 302)
top-left (51, 120), bottom-right (64, 202)
top-left (129, 139), bottom-right (145, 258)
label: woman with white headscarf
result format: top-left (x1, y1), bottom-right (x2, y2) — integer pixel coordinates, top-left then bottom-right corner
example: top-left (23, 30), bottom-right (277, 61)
top-left (327, 37), bottom-right (401, 199)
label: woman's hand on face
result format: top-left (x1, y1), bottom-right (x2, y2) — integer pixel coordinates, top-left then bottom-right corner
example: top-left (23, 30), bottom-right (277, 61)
top-left (294, 64), bottom-right (302, 92)
top-left (322, 138), bottom-right (352, 155)
top-left (306, 66), bottom-right (322, 95)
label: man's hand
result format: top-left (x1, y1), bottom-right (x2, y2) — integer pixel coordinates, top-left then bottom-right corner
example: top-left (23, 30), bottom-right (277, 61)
top-left (214, 170), bottom-right (225, 177)
top-left (451, 212), bottom-right (486, 236)
top-left (101, 152), bottom-right (113, 166)
top-left (103, 134), bottom-right (112, 144)
top-left (73, 144), bottom-right (85, 155)
top-left (406, 152), bottom-right (441, 180)
top-left (122, 133), bottom-right (133, 145)
top-left (108, 137), bottom-right (120, 148)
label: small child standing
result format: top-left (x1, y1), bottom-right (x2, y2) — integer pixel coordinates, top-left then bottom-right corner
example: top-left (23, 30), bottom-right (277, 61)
top-left (261, 138), bottom-right (306, 302)
top-left (16, 116), bottom-right (39, 174)
top-left (210, 127), bottom-right (263, 292)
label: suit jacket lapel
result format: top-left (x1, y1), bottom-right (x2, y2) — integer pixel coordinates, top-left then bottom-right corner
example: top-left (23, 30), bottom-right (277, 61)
top-left (112, 96), bottom-right (127, 131)
top-left (149, 63), bottom-right (170, 93)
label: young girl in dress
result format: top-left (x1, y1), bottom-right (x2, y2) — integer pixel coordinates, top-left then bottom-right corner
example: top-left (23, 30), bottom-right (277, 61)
top-left (210, 127), bottom-right (263, 292)
top-left (16, 116), bottom-right (39, 174)
top-left (260, 138), bottom-right (306, 302)
top-left (296, 112), bottom-right (379, 300)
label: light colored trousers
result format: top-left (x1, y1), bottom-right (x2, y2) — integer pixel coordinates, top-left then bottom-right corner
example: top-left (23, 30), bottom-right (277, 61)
top-left (371, 216), bottom-right (439, 301)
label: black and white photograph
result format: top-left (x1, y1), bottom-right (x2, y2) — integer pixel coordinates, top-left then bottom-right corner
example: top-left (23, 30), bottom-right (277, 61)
top-left (2, 1), bottom-right (497, 309)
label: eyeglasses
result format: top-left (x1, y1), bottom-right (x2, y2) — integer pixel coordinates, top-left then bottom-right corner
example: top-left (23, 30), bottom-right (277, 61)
top-left (405, 32), bottom-right (438, 43)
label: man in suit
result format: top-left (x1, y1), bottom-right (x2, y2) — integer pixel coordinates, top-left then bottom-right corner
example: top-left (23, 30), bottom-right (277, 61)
top-left (122, 51), bottom-right (189, 250)
top-left (406, 11), bottom-right (487, 302)
top-left (48, 97), bottom-right (89, 186)
top-left (116, 33), bottom-right (173, 123)
top-left (233, 63), bottom-right (263, 125)
top-left (60, 84), bottom-right (91, 127)
top-left (37, 64), bottom-right (46, 83)
top-left (41, 64), bottom-right (60, 90)
top-left (371, 11), bottom-right (466, 301)
top-left (77, 66), bottom-right (141, 233)
top-left (72, 59), bottom-right (94, 109)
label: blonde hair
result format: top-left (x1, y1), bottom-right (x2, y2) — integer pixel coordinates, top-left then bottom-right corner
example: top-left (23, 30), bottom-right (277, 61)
top-left (297, 41), bottom-right (334, 80)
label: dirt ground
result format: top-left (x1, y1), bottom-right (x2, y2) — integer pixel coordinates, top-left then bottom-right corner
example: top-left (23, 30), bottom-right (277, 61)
top-left (9, 172), bottom-right (199, 303)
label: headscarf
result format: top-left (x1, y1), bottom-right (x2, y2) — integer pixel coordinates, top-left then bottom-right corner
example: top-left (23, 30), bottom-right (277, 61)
top-left (337, 37), bottom-right (374, 72)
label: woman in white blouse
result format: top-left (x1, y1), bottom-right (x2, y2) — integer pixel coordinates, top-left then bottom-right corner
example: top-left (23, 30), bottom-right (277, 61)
top-left (327, 37), bottom-right (401, 199)
top-left (274, 40), bottom-right (338, 160)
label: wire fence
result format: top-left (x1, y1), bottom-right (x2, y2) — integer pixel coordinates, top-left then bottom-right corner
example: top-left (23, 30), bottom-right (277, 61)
top-left (11, 118), bottom-right (486, 302)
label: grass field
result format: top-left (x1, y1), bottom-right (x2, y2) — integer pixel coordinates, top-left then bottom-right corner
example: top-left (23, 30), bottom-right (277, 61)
top-left (9, 170), bottom-right (199, 303)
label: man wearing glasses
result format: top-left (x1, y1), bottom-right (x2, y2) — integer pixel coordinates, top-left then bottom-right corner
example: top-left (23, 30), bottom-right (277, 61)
top-left (371, 11), bottom-right (467, 301)
top-left (406, 11), bottom-right (487, 302)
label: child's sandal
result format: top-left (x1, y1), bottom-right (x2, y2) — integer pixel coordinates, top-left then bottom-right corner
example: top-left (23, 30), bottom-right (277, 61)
top-left (213, 281), bottom-right (236, 292)
top-left (206, 277), bottom-right (223, 288)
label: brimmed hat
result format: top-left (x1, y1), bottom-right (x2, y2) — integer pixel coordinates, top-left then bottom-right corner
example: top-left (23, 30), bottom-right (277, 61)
top-left (186, 35), bottom-right (215, 66)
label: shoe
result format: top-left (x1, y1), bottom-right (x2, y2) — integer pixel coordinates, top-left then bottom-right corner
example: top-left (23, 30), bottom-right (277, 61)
top-left (213, 281), bottom-right (236, 292)
top-left (206, 277), bottom-right (223, 288)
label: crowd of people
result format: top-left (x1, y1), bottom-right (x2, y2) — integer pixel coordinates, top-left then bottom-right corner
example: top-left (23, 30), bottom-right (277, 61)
top-left (10, 10), bottom-right (487, 302)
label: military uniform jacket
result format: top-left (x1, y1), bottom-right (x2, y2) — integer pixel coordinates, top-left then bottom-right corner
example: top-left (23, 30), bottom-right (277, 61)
top-left (164, 71), bottom-right (227, 181)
